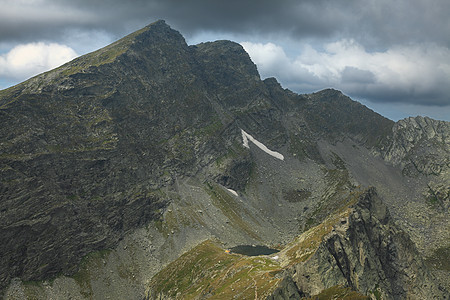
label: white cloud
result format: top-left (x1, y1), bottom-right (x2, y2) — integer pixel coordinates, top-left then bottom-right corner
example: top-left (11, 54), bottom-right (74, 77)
top-left (0, 42), bottom-right (78, 81)
top-left (241, 40), bottom-right (450, 106)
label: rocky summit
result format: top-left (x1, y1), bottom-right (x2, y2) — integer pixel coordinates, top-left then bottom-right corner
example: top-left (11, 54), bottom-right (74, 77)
top-left (0, 20), bottom-right (448, 299)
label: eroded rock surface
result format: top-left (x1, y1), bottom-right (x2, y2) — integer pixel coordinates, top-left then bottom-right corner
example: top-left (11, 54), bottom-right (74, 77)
top-left (272, 188), bottom-right (448, 299)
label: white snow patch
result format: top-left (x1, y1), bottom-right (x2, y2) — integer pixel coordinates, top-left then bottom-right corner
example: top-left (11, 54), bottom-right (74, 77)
top-left (241, 129), bottom-right (284, 161)
top-left (272, 255), bottom-right (279, 260)
top-left (226, 188), bottom-right (238, 197)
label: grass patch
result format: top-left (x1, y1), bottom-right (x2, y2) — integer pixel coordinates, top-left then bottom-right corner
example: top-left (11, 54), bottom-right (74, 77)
top-left (147, 240), bottom-right (282, 299)
top-left (425, 245), bottom-right (450, 271)
top-left (66, 194), bottom-right (79, 201)
top-left (368, 284), bottom-right (382, 300)
top-left (285, 190), bottom-right (362, 264)
top-left (425, 185), bottom-right (447, 210)
top-left (57, 23), bottom-right (152, 77)
top-left (331, 152), bottom-right (346, 170)
top-left (194, 119), bottom-right (223, 137)
top-left (71, 249), bottom-right (112, 298)
top-left (285, 207), bottom-right (352, 264)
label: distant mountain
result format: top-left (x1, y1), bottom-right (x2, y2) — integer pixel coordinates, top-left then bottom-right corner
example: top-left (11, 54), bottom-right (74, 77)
top-left (0, 20), bottom-right (448, 299)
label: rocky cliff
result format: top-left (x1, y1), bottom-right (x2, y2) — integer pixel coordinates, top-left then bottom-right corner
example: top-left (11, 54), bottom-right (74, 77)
top-left (380, 116), bottom-right (449, 212)
top-left (381, 116), bottom-right (449, 175)
top-left (0, 20), bottom-right (448, 299)
top-left (271, 187), bottom-right (446, 299)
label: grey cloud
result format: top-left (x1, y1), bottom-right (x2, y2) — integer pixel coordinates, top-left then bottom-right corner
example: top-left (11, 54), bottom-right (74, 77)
top-left (349, 85), bottom-right (450, 107)
top-left (341, 67), bottom-right (376, 84)
top-left (2, 0), bottom-right (449, 49)
top-left (1, 0), bottom-right (450, 111)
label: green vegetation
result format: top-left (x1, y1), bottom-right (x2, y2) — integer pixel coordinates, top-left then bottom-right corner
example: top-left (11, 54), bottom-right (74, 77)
top-left (425, 245), bottom-right (450, 271)
top-left (0, 85), bottom-right (24, 108)
top-left (331, 152), bottom-right (346, 170)
top-left (147, 240), bottom-right (282, 299)
top-left (153, 205), bottom-right (199, 235)
top-left (425, 185), bottom-right (447, 210)
top-left (148, 191), bottom-right (364, 299)
top-left (66, 194), bottom-right (79, 201)
top-left (368, 284), bottom-right (382, 300)
top-left (214, 141), bottom-right (249, 170)
top-left (71, 249), bottom-right (112, 298)
top-left (285, 201), bottom-right (355, 264)
top-left (58, 24), bottom-right (151, 77)
top-left (148, 188), bottom-right (368, 299)
top-left (194, 119), bottom-right (223, 137)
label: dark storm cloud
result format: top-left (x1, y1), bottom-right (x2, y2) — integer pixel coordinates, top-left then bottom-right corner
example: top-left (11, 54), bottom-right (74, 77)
top-left (2, 0), bottom-right (449, 48)
top-left (0, 0), bottom-right (321, 42)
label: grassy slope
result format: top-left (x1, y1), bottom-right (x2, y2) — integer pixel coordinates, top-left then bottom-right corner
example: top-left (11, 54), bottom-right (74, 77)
top-left (146, 190), bottom-right (366, 299)
top-left (147, 240), bottom-right (282, 299)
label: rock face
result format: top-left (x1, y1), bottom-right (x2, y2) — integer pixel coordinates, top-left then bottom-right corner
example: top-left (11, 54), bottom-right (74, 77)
top-left (381, 116), bottom-right (449, 176)
top-left (279, 188), bottom-right (446, 299)
top-left (0, 20), bottom-right (448, 299)
top-left (380, 116), bottom-right (449, 213)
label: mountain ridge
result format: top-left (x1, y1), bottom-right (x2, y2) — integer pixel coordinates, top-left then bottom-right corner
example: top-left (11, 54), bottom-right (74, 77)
top-left (1, 21), bottom-right (448, 299)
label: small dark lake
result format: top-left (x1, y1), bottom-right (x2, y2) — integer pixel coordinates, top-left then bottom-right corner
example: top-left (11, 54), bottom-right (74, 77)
top-left (229, 245), bottom-right (279, 256)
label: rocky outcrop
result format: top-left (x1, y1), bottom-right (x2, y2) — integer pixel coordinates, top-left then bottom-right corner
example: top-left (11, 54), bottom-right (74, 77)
top-left (380, 116), bottom-right (449, 216)
top-left (381, 116), bottom-right (449, 176)
top-left (273, 188), bottom-right (448, 299)
top-left (267, 276), bottom-right (303, 300)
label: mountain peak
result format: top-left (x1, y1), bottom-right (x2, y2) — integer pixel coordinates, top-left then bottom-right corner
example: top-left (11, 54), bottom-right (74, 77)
top-left (66, 19), bottom-right (187, 70)
top-left (130, 19), bottom-right (187, 48)
top-left (145, 19), bottom-right (169, 29)
top-left (0, 20), bottom-right (188, 96)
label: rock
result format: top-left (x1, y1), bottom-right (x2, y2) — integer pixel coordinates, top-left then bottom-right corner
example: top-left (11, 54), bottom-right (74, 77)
top-left (271, 188), bottom-right (448, 299)
top-left (381, 116), bottom-right (449, 176)
top-left (267, 276), bottom-right (302, 300)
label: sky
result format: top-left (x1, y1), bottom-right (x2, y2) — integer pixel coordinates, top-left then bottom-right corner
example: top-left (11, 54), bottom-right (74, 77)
top-left (1, 0), bottom-right (449, 121)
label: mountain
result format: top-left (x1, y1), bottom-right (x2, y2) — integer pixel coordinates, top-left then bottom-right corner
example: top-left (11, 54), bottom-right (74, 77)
top-left (0, 20), bottom-right (448, 299)
top-left (146, 188), bottom-right (443, 299)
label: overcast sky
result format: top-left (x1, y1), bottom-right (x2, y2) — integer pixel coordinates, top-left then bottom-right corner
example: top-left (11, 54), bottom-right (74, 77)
top-left (1, 0), bottom-right (449, 121)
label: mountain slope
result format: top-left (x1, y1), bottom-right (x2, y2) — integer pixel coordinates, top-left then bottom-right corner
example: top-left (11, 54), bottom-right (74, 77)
top-left (1, 20), bottom-right (448, 299)
top-left (146, 188), bottom-right (446, 299)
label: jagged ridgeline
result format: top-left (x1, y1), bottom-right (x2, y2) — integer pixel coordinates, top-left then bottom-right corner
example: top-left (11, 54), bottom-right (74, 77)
top-left (0, 20), bottom-right (448, 299)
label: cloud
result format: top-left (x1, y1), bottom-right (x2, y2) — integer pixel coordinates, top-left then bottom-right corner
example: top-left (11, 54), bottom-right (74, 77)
top-left (241, 40), bottom-right (450, 106)
top-left (341, 67), bottom-right (375, 84)
top-left (1, 0), bottom-right (449, 50)
top-left (0, 42), bottom-right (78, 80)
